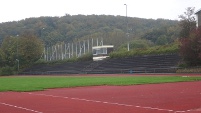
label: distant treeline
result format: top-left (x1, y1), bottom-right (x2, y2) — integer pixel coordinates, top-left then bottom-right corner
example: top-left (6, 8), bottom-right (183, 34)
top-left (0, 15), bottom-right (180, 49)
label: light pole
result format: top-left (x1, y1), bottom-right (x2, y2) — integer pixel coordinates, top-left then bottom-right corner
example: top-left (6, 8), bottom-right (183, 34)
top-left (124, 4), bottom-right (129, 51)
top-left (16, 35), bottom-right (19, 73)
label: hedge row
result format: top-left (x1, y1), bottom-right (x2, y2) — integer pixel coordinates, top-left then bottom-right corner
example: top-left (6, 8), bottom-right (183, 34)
top-left (176, 67), bottom-right (201, 73)
top-left (0, 66), bottom-right (15, 76)
top-left (110, 43), bottom-right (179, 58)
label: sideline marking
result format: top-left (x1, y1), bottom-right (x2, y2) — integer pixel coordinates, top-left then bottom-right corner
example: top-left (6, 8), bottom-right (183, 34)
top-left (0, 102), bottom-right (43, 113)
top-left (27, 93), bottom-right (182, 112)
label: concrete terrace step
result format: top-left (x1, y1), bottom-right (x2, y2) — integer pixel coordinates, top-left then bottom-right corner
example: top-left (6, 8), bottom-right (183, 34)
top-left (21, 54), bottom-right (181, 75)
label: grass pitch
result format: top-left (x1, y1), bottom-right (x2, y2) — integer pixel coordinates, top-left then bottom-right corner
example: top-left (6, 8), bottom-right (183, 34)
top-left (0, 76), bottom-right (201, 92)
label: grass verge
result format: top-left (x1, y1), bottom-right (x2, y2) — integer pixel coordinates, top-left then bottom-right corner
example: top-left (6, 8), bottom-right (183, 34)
top-left (0, 76), bottom-right (201, 92)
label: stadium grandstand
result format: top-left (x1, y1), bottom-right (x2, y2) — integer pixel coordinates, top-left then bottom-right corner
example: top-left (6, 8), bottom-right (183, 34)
top-left (21, 54), bottom-right (180, 75)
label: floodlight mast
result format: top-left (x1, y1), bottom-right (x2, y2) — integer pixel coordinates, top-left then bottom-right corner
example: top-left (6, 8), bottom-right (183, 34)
top-left (16, 35), bottom-right (19, 73)
top-left (124, 4), bottom-right (129, 51)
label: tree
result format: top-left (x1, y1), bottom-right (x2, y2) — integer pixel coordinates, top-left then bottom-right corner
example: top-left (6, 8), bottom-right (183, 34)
top-left (19, 32), bottom-right (44, 67)
top-left (0, 48), bottom-right (4, 67)
top-left (179, 7), bottom-right (201, 66)
top-left (1, 36), bottom-right (18, 67)
top-left (179, 7), bottom-right (196, 38)
top-left (0, 32), bottom-right (44, 69)
top-left (179, 27), bottom-right (201, 66)
top-left (156, 35), bottom-right (168, 45)
top-left (142, 26), bottom-right (176, 44)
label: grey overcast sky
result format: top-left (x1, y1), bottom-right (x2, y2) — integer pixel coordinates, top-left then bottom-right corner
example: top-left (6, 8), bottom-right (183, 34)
top-left (0, 0), bottom-right (201, 23)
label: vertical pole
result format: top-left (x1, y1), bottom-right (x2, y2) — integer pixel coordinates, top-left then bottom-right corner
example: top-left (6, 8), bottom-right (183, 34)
top-left (58, 45), bottom-right (60, 60)
top-left (60, 44), bottom-right (62, 60)
top-left (84, 40), bottom-right (85, 54)
top-left (64, 44), bottom-right (66, 59)
top-left (92, 38), bottom-right (93, 51)
top-left (68, 43), bottom-right (70, 58)
top-left (44, 48), bottom-right (46, 61)
top-left (72, 43), bottom-right (73, 57)
top-left (50, 46), bottom-right (52, 61)
top-left (97, 38), bottom-right (98, 46)
top-left (76, 42), bottom-right (77, 57)
top-left (61, 44), bottom-right (64, 60)
top-left (88, 39), bottom-right (90, 53)
top-left (79, 41), bottom-right (81, 57)
top-left (61, 44), bottom-right (62, 60)
top-left (52, 45), bottom-right (53, 61)
top-left (55, 45), bottom-right (57, 60)
top-left (16, 35), bottom-right (19, 73)
top-left (124, 4), bottom-right (129, 51)
top-left (102, 37), bottom-right (103, 46)
top-left (47, 47), bottom-right (49, 61)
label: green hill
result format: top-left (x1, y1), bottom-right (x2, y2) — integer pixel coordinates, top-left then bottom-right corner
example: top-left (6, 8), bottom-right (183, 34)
top-left (0, 15), bottom-right (180, 49)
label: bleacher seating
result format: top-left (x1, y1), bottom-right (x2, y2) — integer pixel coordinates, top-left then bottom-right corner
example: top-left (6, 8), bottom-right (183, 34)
top-left (85, 54), bottom-right (180, 74)
top-left (21, 54), bottom-right (180, 75)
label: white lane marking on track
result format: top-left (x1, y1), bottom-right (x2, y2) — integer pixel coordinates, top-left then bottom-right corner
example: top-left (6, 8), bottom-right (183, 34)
top-left (174, 108), bottom-right (201, 113)
top-left (26, 93), bottom-right (182, 112)
top-left (0, 102), bottom-right (43, 113)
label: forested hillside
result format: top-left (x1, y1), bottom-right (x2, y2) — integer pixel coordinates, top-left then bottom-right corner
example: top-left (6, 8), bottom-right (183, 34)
top-left (0, 15), bottom-right (180, 49)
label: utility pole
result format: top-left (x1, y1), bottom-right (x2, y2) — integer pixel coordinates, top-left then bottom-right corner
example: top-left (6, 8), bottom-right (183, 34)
top-left (124, 4), bottom-right (129, 51)
top-left (16, 35), bottom-right (20, 73)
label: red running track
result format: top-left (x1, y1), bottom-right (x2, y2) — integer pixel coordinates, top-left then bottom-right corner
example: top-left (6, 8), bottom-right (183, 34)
top-left (1, 81), bottom-right (201, 113)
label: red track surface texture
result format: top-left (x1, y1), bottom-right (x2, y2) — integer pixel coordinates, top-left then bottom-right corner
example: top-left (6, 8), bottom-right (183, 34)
top-left (1, 81), bottom-right (201, 113)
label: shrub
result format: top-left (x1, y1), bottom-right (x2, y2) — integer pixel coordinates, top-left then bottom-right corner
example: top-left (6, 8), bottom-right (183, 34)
top-left (77, 53), bottom-right (93, 61)
top-left (176, 67), bottom-right (201, 73)
top-left (109, 42), bottom-right (179, 58)
top-left (0, 66), bottom-right (15, 76)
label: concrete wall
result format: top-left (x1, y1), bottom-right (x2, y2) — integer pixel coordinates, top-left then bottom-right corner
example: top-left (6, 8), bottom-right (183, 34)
top-left (198, 12), bottom-right (201, 27)
top-left (196, 10), bottom-right (201, 27)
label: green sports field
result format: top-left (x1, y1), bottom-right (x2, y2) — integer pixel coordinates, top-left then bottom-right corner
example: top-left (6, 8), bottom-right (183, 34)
top-left (0, 76), bottom-right (201, 92)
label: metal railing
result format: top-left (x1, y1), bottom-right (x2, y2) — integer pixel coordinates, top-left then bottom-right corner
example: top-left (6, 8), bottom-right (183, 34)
top-left (20, 67), bottom-right (179, 75)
